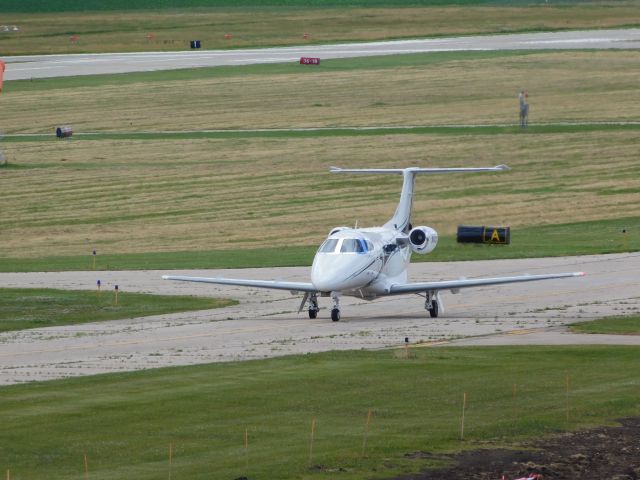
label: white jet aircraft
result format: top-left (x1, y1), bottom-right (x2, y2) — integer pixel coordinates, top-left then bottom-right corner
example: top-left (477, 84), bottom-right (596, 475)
top-left (163, 166), bottom-right (583, 321)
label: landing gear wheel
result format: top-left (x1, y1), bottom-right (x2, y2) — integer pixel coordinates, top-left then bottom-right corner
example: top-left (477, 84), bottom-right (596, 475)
top-left (331, 308), bottom-right (341, 322)
top-left (307, 294), bottom-right (319, 320)
top-left (428, 300), bottom-right (439, 318)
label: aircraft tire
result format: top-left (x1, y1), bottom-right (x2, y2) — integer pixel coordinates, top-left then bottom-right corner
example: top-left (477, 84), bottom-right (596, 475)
top-left (331, 308), bottom-right (340, 322)
top-left (308, 309), bottom-right (318, 319)
top-left (429, 300), bottom-right (439, 318)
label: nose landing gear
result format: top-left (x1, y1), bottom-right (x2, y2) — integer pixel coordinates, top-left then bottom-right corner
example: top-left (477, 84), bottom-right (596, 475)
top-left (330, 292), bottom-right (341, 322)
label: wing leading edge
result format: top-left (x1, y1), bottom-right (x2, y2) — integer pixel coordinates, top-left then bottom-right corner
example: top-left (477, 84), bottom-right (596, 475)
top-left (161, 275), bottom-right (318, 293)
top-left (389, 271), bottom-right (585, 295)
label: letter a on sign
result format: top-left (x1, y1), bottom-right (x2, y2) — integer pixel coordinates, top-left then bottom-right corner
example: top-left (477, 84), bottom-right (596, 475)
top-left (490, 229), bottom-right (501, 242)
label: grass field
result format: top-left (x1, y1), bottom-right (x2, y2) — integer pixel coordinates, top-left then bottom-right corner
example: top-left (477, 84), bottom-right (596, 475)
top-left (1, 2), bottom-right (638, 55)
top-left (1, 50), bottom-right (639, 266)
top-left (0, 217), bottom-right (637, 272)
top-left (570, 314), bottom-right (640, 335)
top-left (0, 346), bottom-right (638, 479)
top-left (0, 288), bottom-right (235, 332)
top-left (0, 0), bottom-right (608, 11)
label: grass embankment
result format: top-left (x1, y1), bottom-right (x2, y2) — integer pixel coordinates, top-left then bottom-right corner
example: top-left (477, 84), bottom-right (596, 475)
top-left (0, 288), bottom-right (236, 333)
top-left (571, 315), bottom-right (640, 335)
top-left (0, 346), bottom-right (639, 479)
top-left (1, 50), bottom-right (638, 265)
top-left (1, 2), bottom-right (638, 55)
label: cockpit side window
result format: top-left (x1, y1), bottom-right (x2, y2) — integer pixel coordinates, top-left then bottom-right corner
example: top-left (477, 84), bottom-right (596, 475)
top-left (319, 239), bottom-right (339, 253)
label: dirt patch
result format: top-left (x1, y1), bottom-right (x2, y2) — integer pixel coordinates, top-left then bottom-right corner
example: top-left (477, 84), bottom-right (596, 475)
top-left (398, 417), bottom-right (640, 480)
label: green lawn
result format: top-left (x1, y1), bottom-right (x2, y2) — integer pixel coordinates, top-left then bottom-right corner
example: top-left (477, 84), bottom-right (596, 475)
top-left (0, 0), bottom-right (569, 12)
top-left (570, 315), bottom-right (640, 335)
top-left (1, 2), bottom-right (638, 55)
top-left (0, 346), bottom-right (638, 479)
top-left (0, 288), bottom-right (236, 332)
top-left (0, 217), bottom-right (636, 272)
top-left (2, 41), bottom-right (639, 270)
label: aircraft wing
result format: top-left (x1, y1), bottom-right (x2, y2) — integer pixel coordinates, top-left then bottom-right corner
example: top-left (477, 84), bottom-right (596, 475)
top-left (162, 275), bottom-right (318, 293)
top-left (388, 271), bottom-right (584, 295)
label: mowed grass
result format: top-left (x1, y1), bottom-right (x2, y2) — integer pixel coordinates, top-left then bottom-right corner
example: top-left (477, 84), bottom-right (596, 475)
top-left (1, 130), bottom-right (639, 261)
top-left (1, 50), bottom-right (639, 264)
top-left (0, 217), bottom-right (637, 272)
top-left (0, 288), bottom-right (236, 332)
top-left (4, 51), bottom-right (640, 132)
top-left (1, 3), bottom-right (638, 55)
top-left (570, 315), bottom-right (640, 335)
top-left (0, 346), bottom-right (639, 479)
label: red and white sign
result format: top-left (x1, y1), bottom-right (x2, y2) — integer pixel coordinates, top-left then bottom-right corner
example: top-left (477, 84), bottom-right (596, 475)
top-left (300, 57), bottom-right (320, 65)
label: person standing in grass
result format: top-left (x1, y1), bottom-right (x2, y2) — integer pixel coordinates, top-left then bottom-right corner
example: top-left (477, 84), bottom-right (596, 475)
top-left (519, 89), bottom-right (529, 128)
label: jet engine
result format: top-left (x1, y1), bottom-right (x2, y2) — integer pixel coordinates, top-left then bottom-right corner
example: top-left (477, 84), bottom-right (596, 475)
top-left (409, 226), bottom-right (438, 254)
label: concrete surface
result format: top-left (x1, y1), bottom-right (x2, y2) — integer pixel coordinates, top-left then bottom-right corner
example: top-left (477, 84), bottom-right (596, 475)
top-left (1, 252), bottom-right (639, 385)
top-left (4, 28), bottom-right (640, 80)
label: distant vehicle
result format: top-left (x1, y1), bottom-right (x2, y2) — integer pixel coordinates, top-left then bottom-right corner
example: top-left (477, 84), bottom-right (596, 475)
top-left (164, 166), bottom-right (583, 321)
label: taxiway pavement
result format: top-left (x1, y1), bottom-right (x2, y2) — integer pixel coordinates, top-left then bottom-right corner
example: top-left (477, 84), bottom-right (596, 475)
top-left (1, 253), bottom-right (638, 385)
top-left (4, 28), bottom-right (640, 81)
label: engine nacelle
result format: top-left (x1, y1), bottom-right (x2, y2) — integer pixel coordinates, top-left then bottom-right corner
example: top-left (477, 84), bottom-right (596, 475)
top-left (409, 226), bottom-right (438, 254)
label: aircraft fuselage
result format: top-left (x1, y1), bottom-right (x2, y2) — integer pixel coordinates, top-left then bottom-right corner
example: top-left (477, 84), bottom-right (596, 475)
top-left (311, 227), bottom-right (412, 300)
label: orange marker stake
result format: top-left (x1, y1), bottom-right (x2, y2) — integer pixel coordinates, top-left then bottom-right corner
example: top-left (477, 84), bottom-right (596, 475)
top-left (244, 428), bottom-right (249, 470)
top-left (361, 409), bottom-right (373, 457)
top-left (309, 418), bottom-right (317, 466)
top-left (460, 392), bottom-right (467, 440)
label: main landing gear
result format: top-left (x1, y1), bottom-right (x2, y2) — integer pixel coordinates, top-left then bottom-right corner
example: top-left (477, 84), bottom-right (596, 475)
top-left (425, 290), bottom-right (440, 318)
top-left (330, 293), bottom-right (341, 322)
top-left (307, 293), bottom-right (319, 319)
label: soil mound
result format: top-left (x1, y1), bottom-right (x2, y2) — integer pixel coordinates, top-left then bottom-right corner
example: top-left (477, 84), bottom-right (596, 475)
top-left (397, 417), bottom-right (640, 479)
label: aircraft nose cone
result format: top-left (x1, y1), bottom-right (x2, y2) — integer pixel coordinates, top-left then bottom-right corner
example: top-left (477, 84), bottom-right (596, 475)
top-left (311, 253), bottom-right (374, 292)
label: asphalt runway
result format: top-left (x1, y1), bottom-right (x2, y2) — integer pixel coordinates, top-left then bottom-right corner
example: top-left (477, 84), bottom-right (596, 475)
top-left (1, 253), bottom-right (638, 385)
top-left (4, 28), bottom-right (640, 81)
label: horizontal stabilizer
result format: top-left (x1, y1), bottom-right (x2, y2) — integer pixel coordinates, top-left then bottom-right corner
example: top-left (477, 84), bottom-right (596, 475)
top-left (330, 165), bottom-right (509, 175)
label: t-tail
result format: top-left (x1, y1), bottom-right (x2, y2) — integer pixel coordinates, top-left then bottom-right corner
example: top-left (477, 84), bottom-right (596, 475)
top-left (330, 165), bottom-right (510, 232)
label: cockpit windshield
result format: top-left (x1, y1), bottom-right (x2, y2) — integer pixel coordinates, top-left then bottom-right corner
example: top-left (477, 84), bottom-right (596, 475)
top-left (319, 239), bottom-right (339, 253)
top-left (340, 239), bottom-right (365, 253)
top-left (319, 238), bottom-right (371, 254)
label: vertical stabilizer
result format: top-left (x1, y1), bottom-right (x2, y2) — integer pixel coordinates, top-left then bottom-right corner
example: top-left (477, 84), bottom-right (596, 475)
top-left (330, 165), bottom-right (509, 232)
top-left (385, 168), bottom-right (417, 232)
